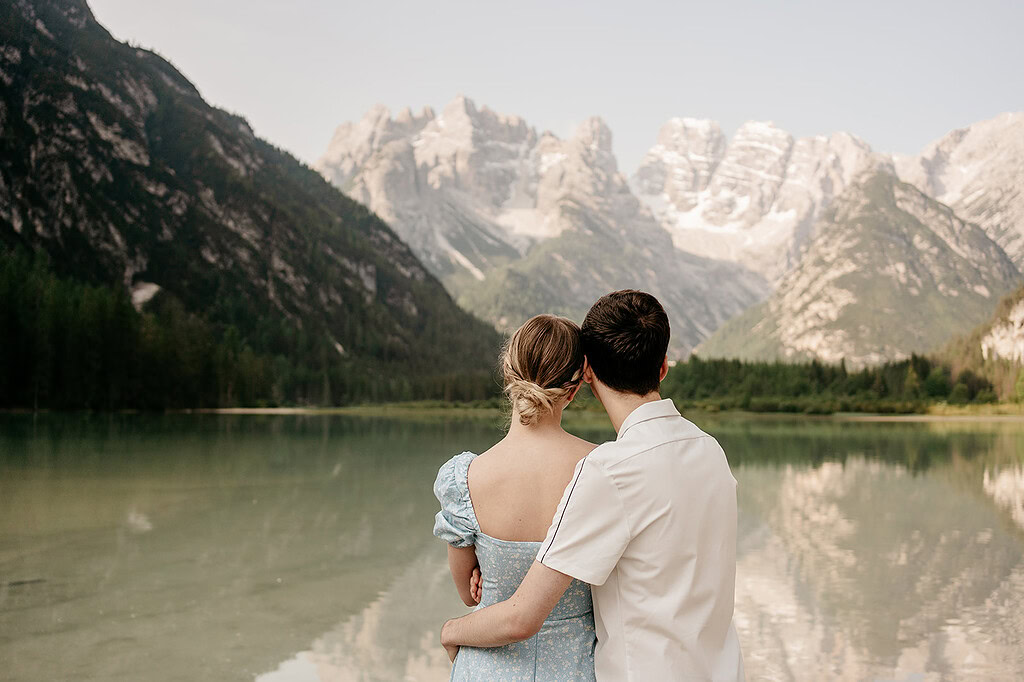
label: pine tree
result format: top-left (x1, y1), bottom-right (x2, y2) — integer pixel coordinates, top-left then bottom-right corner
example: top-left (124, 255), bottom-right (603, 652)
top-left (903, 366), bottom-right (923, 399)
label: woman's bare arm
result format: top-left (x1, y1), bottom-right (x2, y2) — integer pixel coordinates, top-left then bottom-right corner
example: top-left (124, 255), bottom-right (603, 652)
top-left (447, 545), bottom-right (481, 607)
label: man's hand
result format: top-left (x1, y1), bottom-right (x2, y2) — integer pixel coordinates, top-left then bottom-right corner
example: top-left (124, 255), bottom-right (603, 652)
top-left (469, 566), bottom-right (482, 604)
top-left (441, 619), bottom-right (459, 662)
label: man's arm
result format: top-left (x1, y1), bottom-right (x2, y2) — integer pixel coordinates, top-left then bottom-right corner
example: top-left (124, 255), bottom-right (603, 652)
top-left (440, 560), bottom-right (573, 660)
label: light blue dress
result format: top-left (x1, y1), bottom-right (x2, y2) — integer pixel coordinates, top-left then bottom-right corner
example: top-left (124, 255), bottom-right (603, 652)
top-left (433, 452), bottom-right (598, 682)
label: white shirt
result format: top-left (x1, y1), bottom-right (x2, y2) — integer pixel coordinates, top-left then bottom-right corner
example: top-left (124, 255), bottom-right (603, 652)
top-left (538, 399), bottom-right (744, 681)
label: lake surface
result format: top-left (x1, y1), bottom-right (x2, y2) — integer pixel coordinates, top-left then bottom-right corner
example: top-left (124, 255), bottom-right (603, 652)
top-left (1, 411), bottom-right (1023, 681)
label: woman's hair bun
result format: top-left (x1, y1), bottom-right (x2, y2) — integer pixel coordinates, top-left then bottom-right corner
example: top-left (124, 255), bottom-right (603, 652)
top-left (501, 315), bottom-right (584, 426)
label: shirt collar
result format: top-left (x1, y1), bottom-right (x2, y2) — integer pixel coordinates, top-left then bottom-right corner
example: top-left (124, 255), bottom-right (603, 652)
top-left (616, 398), bottom-right (681, 439)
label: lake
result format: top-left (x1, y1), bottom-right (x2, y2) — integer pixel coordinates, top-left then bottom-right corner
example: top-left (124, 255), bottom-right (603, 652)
top-left (1, 411), bottom-right (1023, 681)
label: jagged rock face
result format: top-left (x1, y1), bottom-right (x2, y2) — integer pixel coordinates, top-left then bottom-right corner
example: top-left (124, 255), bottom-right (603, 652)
top-left (631, 118), bottom-right (727, 213)
top-left (895, 112), bottom-right (1024, 269)
top-left (316, 99), bottom-right (647, 270)
top-left (695, 169), bottom-right (1021, 366)
top-left (633, 120), bottom-right (876, 283)
top-left (316, 99), bottom-right (768, 354)
top-left (981, 296), bottom-right (1024, 363)
top-left (0, 0), bottom-right (498, 374)
top-left (317, 97), bottom-right (544, 280)
top-left (702, 121), bottom-right (795, 227)
top-left (316, 103), bottom-right (436, 191)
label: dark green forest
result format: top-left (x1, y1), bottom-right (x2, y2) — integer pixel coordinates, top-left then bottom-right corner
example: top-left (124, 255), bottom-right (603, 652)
top-left (0, 249), bottom-right (496, 409)
top-left (661, 354), bottom-right (1001, 414)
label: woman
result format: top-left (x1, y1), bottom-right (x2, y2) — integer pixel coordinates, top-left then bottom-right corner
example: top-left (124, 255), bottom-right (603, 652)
top-left (433, 314), bottom-right (598, 681)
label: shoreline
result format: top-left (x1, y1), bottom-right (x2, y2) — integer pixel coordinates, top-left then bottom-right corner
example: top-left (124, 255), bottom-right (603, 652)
top-left (5, 404), bottom-right (1024, 423)
top-left (838, 413), bottom-right (1024, 423)
top-left (175, 404), bottom-right (1024, 423)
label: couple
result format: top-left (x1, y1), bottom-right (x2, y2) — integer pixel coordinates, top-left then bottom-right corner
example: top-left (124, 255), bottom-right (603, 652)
top-left (432, 290), bottom-right (745, 681)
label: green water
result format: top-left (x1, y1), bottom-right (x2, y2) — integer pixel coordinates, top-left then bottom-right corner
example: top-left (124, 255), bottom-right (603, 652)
top-left (1, 412), bottom-right (1022, 681)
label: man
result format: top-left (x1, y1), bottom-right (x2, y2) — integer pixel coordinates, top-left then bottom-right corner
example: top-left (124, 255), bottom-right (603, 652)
top-left (441, 290), bottom-right (744, 681)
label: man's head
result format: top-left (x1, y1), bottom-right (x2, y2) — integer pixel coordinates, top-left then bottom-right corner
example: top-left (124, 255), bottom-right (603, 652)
top-left (581, 290), bottom-right (670, 396)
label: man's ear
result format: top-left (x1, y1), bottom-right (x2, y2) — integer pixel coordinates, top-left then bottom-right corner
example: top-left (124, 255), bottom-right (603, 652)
top-left (658, 356), bottom-right (669, 382)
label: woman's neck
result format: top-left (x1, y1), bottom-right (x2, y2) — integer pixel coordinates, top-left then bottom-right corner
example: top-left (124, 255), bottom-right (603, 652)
top-left (507, 406), bottom-right (565, 438)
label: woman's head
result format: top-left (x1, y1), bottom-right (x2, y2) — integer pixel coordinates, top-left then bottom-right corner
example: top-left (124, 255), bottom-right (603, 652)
top-left (501, 314), bottom-right (584, 426)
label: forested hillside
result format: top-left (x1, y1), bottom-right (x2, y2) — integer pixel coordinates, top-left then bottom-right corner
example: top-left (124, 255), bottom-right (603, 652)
top-left (0, 0), bottom-right (501, 408)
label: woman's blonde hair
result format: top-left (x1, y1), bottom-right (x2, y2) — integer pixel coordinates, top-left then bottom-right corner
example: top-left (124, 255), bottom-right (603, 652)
top-left (502, 314), bottom-right (584, 426)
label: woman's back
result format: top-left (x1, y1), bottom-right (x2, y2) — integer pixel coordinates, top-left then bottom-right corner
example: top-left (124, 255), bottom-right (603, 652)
top-left (434, 445), bottom-right (598, 682)
top-left (469, 429), bottom-right (594, 542)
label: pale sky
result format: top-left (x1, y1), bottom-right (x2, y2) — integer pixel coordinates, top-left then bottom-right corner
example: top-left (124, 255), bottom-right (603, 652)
top-left (89, 0), bottom-right (1023, 173)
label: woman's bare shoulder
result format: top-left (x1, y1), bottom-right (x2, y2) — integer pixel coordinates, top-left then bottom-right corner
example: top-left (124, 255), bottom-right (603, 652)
top-left (564, 432), bottom-right (599, 459)
top-left (466, 440), bottom-right (512, 485)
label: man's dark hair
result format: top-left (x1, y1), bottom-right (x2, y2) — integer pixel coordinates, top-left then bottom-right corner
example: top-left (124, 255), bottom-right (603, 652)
top-left (581, 290), bottom-right (670, 396)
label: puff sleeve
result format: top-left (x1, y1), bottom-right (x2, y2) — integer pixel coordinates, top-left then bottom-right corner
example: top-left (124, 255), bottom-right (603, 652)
top-left (432, 452), bottom-right (480, 548)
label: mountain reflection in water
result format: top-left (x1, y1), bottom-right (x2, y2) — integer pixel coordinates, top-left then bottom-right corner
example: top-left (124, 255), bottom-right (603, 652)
top-left (1, 413), bottom-right (1022, 681)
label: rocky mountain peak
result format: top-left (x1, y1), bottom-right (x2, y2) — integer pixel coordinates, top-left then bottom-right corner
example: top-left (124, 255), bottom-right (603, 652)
top-left (317, 103), bottom-right (433, 189)
top-left (660, 116), bottom-right (721, 140)
top-left (435, 94), bottom-right (478, 132)
top-left (393, 105), bottom-right (431, 125)
top-left (653, 117), bottom-right (726, 164)
top-left (572, 116), bottom-right (613, 153)
top-left (734, 119), bottom-right (790, 141)
top-left (894, 111), bottom-right (1024, 268)
top-left (631, 118), bottom-right (726, 218)
top-left (697, 167), bottom-right (1021, 366)
top-left (633, 117), bottom-right (879, 284)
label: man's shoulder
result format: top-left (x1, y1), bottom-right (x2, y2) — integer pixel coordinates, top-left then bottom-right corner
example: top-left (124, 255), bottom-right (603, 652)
top-left (589, 415), bottom-right (721, 471)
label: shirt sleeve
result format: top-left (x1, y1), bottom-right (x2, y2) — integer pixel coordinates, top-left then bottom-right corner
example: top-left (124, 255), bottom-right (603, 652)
top-left (537, 456), bottom-right (631, 586)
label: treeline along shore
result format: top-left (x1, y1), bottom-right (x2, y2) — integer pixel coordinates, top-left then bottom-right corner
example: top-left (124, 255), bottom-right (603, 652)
top-left (2, 249), bottom-right (1020, 414)
top-left (661, 355), bottom-right (1006, 415)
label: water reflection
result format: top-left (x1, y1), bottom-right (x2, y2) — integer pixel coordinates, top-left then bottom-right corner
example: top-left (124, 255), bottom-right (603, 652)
top-left (256, 548), bottom-right (462, 682)
top-left (0, 414), bottom-right (500, 682)
top-left (984, 465), bottom-right (1024, 531)
top-left (734, 457), bottom-right (1024, 681)
top-left (1, 412), bottom-right (1023, 681)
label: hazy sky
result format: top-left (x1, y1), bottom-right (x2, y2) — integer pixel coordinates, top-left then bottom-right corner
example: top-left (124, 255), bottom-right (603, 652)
top-left (89, 0), bottom-right (1023, 173)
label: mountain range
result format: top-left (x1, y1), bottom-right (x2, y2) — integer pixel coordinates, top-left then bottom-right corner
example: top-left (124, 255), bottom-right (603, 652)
top-left (315, 98), bottom-right (767, 355)
top-left (319, 100), bottom-right (1023, 365)
top-left (0, 0), bottom-right (499, 405)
